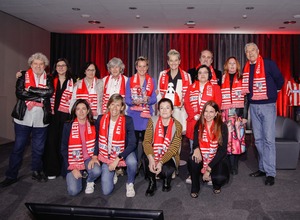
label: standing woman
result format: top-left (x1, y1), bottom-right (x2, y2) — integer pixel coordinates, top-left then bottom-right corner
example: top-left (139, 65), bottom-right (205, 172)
top-left (184, 65), bottom-right (222, 183)
top-left (102, 57), bottom-right (128, 113)
top-left (143, 98), bottom-right (182, 196)
top-left (95, 94), bottom-right (137, 197)
top-left (157, 49), bottom-right (191, 134)
top-left (70, 62), bottom-right (103, 118)
top-left (125, 56), bottom-right (157, 171)
top-left (61, 99), bottom-right (101, 196)
top-left (189, 101), bottom-right (229, 197)
top-left (43, 58), bottom-right (74, 179)
top-left (221, 57), bottom-right (248, 175)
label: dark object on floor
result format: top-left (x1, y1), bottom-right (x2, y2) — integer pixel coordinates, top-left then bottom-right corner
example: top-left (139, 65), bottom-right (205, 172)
top-left (265, 176), bottom-right (275, 186)
top-left (25, 202), bottom-right (164, 220)
top-left (32, 171), bottom-right (48, 182)
top-left (275, 116), bottom-right (300, 169)
top-left (0, 177), bottom-right (18, 187)
top-left (249, 170), bottom-right (266, 177)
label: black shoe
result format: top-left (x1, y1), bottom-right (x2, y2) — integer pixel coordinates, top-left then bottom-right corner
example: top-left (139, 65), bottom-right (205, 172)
top-left (265, 176), bottom-right (275, 186)
top-left (162, 178), bottom-right (171, 192)
top-left (32, 171), bottom-right (48, 182)
top-left (0, 178), bottom-right (18, 187)
top-left (145, 177), bottom-right (157, 196)
top-left (249, 170), bottom-right (266, 177)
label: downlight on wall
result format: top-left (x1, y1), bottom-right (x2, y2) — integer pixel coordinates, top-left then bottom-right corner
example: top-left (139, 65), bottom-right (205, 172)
top-left (185, 21), bottom-right (196, 28)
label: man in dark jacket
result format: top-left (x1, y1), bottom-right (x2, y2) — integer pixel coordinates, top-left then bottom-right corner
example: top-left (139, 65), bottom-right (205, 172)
top-left (0, 52), bottom-right (53, 187)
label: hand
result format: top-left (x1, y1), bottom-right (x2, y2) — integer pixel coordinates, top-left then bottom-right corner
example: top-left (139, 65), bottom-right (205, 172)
top-left (192, 148), bottom-right (202, 164)
top-left (72, 169), bottom-right (82, 179)
top-left (147, 155), bottom-right (156, 173)
top-left (202, 171), bottom-right (211, 182)
top-left (242, 118), bottom-right (248, 125)
top-left (194, 114), bottom-right (200, 121)
top-left (88, 156), bottom-right (100, 170)
top-left (142, 96), bottom-right (149, 104)
top-left (108, 158), bottom-right (120, 171)
top-left (16, 71), bottom-right (22, 79)
top-left (154, 161), bottom-right (162, 175)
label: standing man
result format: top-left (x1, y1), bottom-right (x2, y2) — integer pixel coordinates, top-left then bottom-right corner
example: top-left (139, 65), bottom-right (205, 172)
top-left (244, 43), bottom-right (284, 186)
top-left (188, 49), bottom-right (222, 86)
top-left (0, 52), bottom-right (53, 187)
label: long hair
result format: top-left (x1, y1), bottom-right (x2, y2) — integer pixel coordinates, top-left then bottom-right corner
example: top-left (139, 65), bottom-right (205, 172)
top-left (78, 62), bottom-right (100, 79)
top-left (198, 100), bottom-right (223, 145)
top-left (51, 58), bottom-right (73, 80)
top-left (70, 99), bottom-right (94, 125)
top-left (223, 56), bottom-right (242, 80)
top-left (106, 94), bottom-right (126, 115)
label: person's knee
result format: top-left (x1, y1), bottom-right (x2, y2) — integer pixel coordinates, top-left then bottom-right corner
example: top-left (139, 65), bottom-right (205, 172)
top-left (67, 187), bottom-right (81, 196)
top-left (102, 185), bottom-right (113, 196)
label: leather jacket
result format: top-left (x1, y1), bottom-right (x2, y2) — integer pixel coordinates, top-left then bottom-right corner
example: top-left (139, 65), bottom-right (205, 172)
top-left (11, 70), bottom-right (54, 124)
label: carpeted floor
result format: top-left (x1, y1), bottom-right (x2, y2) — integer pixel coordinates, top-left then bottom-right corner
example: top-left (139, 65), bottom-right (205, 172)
top-left (0, 135), bottom-right (299, 220)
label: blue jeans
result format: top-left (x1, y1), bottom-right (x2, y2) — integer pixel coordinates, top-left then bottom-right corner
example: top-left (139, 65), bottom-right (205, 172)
top-left (250, 103), bottom-right (276, 177)
top-left (66, 158), bottom-right (101, 196)
top-left (6, 123), bottom-right (48, 179)
top-left (101, 152), bottom-right (137, 195)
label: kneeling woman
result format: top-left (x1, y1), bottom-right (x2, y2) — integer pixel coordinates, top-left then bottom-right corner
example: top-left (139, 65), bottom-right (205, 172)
top-left (61, 99), bottom-right (101, 196)
top-left (95, 94), bottom-right (137, 197)
top-left (189, 100), bottom-right (229, 198)
top-left (143, 98), bottom-right (182, 196)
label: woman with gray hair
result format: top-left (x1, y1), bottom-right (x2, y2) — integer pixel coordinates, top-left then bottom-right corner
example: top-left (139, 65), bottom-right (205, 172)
top-left (0, 52), bottom-right (54, 187)
top-left (102, 57), bottom-right (128, 113)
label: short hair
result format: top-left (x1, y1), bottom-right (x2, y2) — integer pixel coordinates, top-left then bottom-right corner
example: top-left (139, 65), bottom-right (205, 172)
top-left (28, 52), bottom-right (49, 66)
top-left (135, 56), bottom-right (149, 66)
top-left (106, 94), bottom-right (126, 115)
top-left (244, 42), bottom-right (258, 52)
top-left (200, 49), bottom-right (213, 59)
top-left (70, 99), bottom-right (94, 125)
top-left (52, 58), bottom-right (73, 80)
top-left (167, 49), bottom-right (181, 60)
top-left (195, 65), bottom-right (212, 81)
top-left (107, 57), bottom-right (125, 74)
top-left (157, 98), bottom-right (174, 111)
top-left (223, 56), bottom-right (242, 80)
top-left (78, 62), bottom-right (100, 79)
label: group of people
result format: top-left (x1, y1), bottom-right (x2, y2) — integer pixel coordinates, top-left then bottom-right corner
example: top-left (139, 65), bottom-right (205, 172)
top-left (0, 42), bottom-right (284, 199)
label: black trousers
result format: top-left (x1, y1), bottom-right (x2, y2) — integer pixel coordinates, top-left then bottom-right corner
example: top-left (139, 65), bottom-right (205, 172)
top-left (144, 156), bottom-right (176, 180)
top-left (189, 156), bottom-right (230, 193)
top-left (43, 111), bottom-right (70, 176)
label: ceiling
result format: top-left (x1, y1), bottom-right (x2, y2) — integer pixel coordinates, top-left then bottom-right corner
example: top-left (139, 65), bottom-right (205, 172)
top-left (1, 0), bottom-right (300, 34)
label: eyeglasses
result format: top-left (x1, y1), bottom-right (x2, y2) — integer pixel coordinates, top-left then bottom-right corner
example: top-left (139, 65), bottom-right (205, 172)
top-left (57, 64), bottom-right (67, 68)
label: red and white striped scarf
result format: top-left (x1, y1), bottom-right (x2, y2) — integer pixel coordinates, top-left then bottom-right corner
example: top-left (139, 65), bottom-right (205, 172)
top-left (50, 77), bottom-right (74, 114)
top-left (102, 75), bottom-right (126, 113)
top-left (67, 119), bottom-right (96, 170)
top-left (159, 68), bottom-right (190, 107)
top-left (286, 80), bottom-right (300, 106)
top-left (196, 63), bottom-right (218, 85)
top-left (153, 117), bottom-right (174, 162)
top-left (97, 113), bottom-right (126, 167)
top-left (199, 121), bottom-right (218, 174)
top-left (76, 78), bottom-right (98, 117)
top-left (242, 55), bottom-right (268, 100)
top-left (129, 73), bottom-right (154, 118)
top-left (25, 68), bottom-right (47, 110)
top-left (188, 81), bottom-right (216, 115)
top-left (221, 73), bottom-right (244, 110)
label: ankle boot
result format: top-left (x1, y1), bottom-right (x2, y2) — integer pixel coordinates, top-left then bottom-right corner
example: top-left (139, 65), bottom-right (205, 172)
top-left (145, 175), bottom-right (157, 196)
top-left (162, 177), bottom-right (171, 192)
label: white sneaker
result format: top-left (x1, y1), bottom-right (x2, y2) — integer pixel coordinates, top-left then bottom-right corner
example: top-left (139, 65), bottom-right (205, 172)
top-left (126, 183), bottom-right (135, 197)
top-left (185, 176), bottom-right (192, 184)
top-left (85, 182), bottom-right (95, 194)
top-left (47, 176), bottom-right (56, 180)
top-left (207, 180), bottom-right (213, 186)
top-left (113, 173), bottom-right (118, 185)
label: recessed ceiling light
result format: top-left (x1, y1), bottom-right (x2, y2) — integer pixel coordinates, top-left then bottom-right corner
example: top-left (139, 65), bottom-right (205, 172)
top-left (185, 21), bottom-right (196, 26)
top-left (245, 7), bottom-right (254, 10)
top-left (187, 7), bottom-right (195, 10)
top-left (242, 14), bottom-right (247, 19)
top-left (136, 15), bottom-right (140, 19)
top-left (283, 21), bottom-right (296, 24)
top-left (72, 8), bottom-right (80, 11)
top-left (81, 14), bottom-right (90, 18)
top-left (88, 20), bottom-right (101, 24)
top-left (293, 14), bottom-right (300, 18)
top-left (129, 7), bottom-right (137, 10)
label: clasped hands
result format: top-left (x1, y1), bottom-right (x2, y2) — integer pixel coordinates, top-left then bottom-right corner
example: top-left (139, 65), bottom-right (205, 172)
top-left (147, 155), bottom-right (162, 175)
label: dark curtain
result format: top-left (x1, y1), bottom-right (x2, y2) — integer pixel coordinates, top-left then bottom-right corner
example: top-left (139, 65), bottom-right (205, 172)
top-left (50, 33), bottom-right (300, 117)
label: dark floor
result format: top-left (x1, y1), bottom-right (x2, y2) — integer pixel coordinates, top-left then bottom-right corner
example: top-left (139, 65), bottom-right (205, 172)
top-left (0, 135), bottom-right (300, 220)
